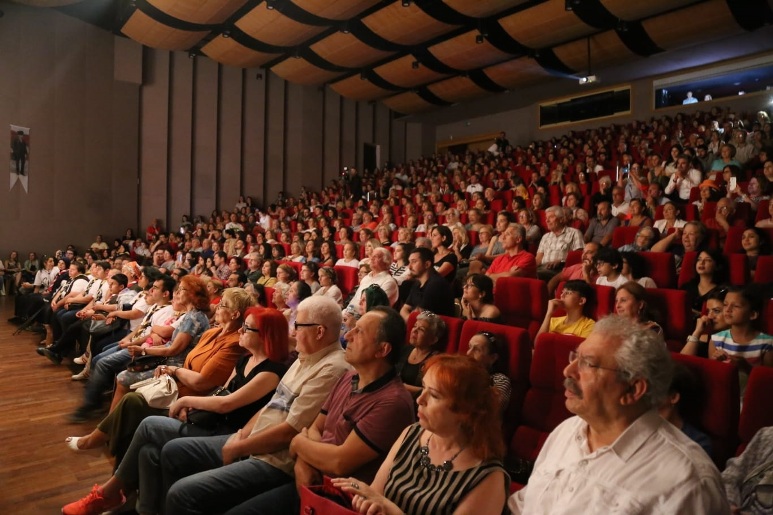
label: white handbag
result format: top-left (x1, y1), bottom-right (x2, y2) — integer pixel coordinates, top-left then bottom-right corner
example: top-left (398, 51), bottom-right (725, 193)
top-left (130, 374), bottom-right (178, 409)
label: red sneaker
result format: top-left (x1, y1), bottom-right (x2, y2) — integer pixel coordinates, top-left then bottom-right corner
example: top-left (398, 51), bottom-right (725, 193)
top-left (62, 484), bottom-right (125, 515)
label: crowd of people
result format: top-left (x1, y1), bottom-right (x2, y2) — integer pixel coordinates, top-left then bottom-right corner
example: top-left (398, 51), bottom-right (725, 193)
top-left (4, 104), bottom-right (773, 514)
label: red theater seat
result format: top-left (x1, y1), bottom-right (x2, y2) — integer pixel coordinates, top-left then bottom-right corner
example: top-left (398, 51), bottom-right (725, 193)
top-left (333, 266), bottom-right (358, 300)
top-left (611, 226), bottom-right (640, 249)
top-left (264, 287), bottom-right (276, 309)
top-left (738, 366), bottom-right (773, 455)
top-left (647, 288), bottom-right (691, 352)
top-left (754, 255), bottom-right (773, 285)
top-left (639, 252), bottom-right (677, 289)
top-left (508, 333), bottom-right (579, 463)
top-left (494, 277), bottom-right (548, 342)
top-left (671, 353), bottom-right (739, 468)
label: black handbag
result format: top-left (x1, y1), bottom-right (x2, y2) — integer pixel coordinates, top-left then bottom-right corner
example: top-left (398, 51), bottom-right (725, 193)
top-left (127, 355), bottom-right (167, 372)
top-left (186, 387), bottom-right (230, 430)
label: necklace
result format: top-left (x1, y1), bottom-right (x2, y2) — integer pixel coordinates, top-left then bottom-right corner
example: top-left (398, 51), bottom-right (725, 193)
top-left (419, 434), bottom-right (464, 472)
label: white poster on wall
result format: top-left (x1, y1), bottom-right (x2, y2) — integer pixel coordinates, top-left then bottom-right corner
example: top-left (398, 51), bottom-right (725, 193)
top-left (10, 124), bottom-right (30, 193)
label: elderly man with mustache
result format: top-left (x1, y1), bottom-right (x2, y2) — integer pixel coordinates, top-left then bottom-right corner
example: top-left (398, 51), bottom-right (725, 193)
top-left (509, 316), bottom-right (729, 514)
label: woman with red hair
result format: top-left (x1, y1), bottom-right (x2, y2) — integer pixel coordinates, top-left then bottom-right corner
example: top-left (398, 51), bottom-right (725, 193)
top-left (335, 354), bottom-right (508, 515)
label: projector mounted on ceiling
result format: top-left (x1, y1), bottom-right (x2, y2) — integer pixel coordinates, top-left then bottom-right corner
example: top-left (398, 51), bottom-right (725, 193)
top-left (578, 75), bottom-right (598, 85)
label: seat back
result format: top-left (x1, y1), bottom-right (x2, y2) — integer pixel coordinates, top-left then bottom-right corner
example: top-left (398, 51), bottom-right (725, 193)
top-left (639, 252), bottom-right (677, 289)
top-left (727, 254), bottom-right (749, 286)
top-left (738, 366), bottom-right (773, 455)
top-left (459, 320), bottom-right (532, 439)
top-left (494, 277), bottom-right (548, 342)
top-left (264, 287), bottom-right (276, 309)
top-left (508, 333), bottom-right (580, 462)
top-left (754, 255), bottom-right (773, 285)
top-left (647, 288), bottom-right (691, 352)
top-left (672, 353), bottom-right (740, 468)
top-left (611, 226), bottom-right (640, 249)
top-left (677, 251), bottom-right (698, 288)
top-left (404, 311), bottom-right (464, 354)
top-left (723, 225), bottom-right (746, 254)
top-left (333, 266), bottom-right (359, 299)
top-left (564, 249), bottom-right (583, 268)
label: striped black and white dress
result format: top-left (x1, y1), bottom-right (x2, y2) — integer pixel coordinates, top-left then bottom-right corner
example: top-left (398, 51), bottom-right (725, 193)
top-left (383, 423), bottom-right (508, 514)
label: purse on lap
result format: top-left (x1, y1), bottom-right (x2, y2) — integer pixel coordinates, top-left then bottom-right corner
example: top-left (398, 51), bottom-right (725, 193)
top-left (185, 386), bottom-right (230, 430)
top-left (300, 476), bottom-right (358, 515)
top-left (130, 374), bottom-right (178, 409)
top-left (127, 355), bottom-right (168, 372)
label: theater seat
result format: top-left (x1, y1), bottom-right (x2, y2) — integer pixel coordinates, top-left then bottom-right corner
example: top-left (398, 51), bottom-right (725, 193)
top-left (611, 226), bottom-right (640, 249)
top-left (564, 250), bottom-right (583, 268)
top-left (647, 288), bottom-right (691, 352)
top-left (737, 366), bottom-right (773, 455)
top-left (639, 252), bottom-right (677, 289)
top-left (677, 251), bottom-right (697, 288)
top-left (333, 266), bottom-right (358, 300)
top-left (264, 287), bottom-right (276, 309)
top-left (494, 277), bottom-right (548, 342)
top-left (404, 310), bottom-right (464, 354)
top-left (508, 333), bottom-right (579, 463)
top-left (459, 320), bottom-right (532, 439)
top-left (671, 353), bottom-right (739, 468)
top-left (754, 255), bottom-right (773, 285)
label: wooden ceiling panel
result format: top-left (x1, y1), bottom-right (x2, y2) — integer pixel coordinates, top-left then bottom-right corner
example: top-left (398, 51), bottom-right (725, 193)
top-left (553, 31), bottom-right (635, 73)
top-left (485, 57), bottom-right (554, 90)
top-left (382, 91), bottom-right (436, 115)
top-left (122, 10), bottom-right (208, 51)
top-left (601, 0), bottom-right (698, 21)
top-left (236, 7), bottom-right (325, 47)
top-left (362, 2), bottom-right (455, 46)
top-left (148, 0), bottom-right (247, 25)
top-left (429, 31), bottom-right (513, 71)
top-left (272, 58), bottom-right (344, 85)
top-left (499, 0), bottom-right (594, 49)
top-left (644, 0), bottom-right (743, 51)
top-left (295, 0), bottom-right (383, 21)
top-left (312, 33), bottom-right (393, 68)
top-left (374, 55), bottom-right (450, 88)
top-left (202, 37), bottom-right (276, 68)
top-left (330, 75), bottom-right (393, 101)
top-left (445, 0), bottom-right (531, 19)
top-left (427, 76), bottom-right (487, 104)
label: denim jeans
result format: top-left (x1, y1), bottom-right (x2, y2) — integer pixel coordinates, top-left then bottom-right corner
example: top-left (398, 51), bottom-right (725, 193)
top-left (82, 347), bottom-right (132, 409)
top-left (163, 435), bottom-right (292, 515)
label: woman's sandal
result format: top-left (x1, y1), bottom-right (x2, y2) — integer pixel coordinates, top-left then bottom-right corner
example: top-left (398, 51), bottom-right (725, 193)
top-left (65, 436), bottom-right (105, 457)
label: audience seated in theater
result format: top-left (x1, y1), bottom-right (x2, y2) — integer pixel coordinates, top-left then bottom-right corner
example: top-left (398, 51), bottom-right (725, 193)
top-left (61, 306), bottom-right (289, 514)
top-left (336, 354), bottom-right (508, 515)
top-left (429, 225), bottom-right (458, 284)
top-left (593, 247), bottom-right (628, 289)
top-left (546, 242), bottom-right (598, 296)
top-left (584, 200), bottom-right (620, 246)
top-left (347, 247), bottom-right (398, 309)
top-left (486, 223), bottom-right (537, 282)
top-left (535, 206), bottom-right (585, 281)
top-left (509, 316), bottom-right (728, 514)
top-left (741, 228), bottom-right (772, 280)
top-left (658, 362), bottom-right (713, 456)
top-left (623, 198), bottom-right (654, 228)
top-left (537, 279), bottom-right (596, 339)
top-left (651, 221), bottom-right (708, 272)
top-left (314, 266), bottom-right (343, 307)
top-left (466, 331), bottom-right (512, 413)
top-left (681, 249), bottom-right (728, 318)
top-left (395, 311), bottom-right (445, 398)
top-left (654, 202), bottom-right (687, 234)
top-left (615, 281), bottom-right (663, 335)
top-left (619, 251), bottom-right (657, 289)
top-left (681, 289), bottom-right (729, 359)
top-left (665, 154), bottom-right (703, 202)
top-left (460, 273), bottom-right (500, 323)
top-left (709, 285), bottom-right (773, 393)
top-left (400, 247), bottom-right (455, 320)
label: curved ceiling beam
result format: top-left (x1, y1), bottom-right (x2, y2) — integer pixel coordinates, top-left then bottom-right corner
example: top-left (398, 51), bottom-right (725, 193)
top-left (411, 48), bottom-right (461, 75)
top-left (724, 0), bottom-right (773, 30)
top-left (617, 21), bottom-right (663, 57)
top-left (416, 87), bottom-right (453, 107)
top-left (349, 19), bottom-right (411, 52)
top-left (134, 0), bottom-right (218, 31)
top-left (570, 0), bottom-right (618, 30)
top-left (415, 1), bottom-right (475, 26)
top-left (263, 0), bottom-right (338, 26)
top-left (484, 20), bottom-right (530, 56)
top-left (468, 70), bottom-right (508, 93)
top-left (360, 70), bottom-right (403, 91)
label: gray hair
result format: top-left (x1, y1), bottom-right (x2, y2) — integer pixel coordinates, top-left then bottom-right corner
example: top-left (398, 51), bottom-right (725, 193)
top-left (417, 311), bottom-right (447, 342)
top-left (415, 237), bottom-right (432, 249)
top-left (546, 205), bottom-right (566, 223)
top-left (298, 295), bottom-right (342, 339)
top-left (507, 223), bottom-right (526, 241)
top-left (372, 246), bottom-right (392, 264)
top-left (593, 315), bottom-right (673, 410)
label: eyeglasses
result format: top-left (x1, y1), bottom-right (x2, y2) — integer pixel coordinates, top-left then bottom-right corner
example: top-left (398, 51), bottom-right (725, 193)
top-left (294, 322), bottom-right (321, 330)
top-left (241, 323), bottom-right (260, 334)
top-left (568, 351), bottom-right (620, 373)
top-left (216, 303), bottom-right (232, 310)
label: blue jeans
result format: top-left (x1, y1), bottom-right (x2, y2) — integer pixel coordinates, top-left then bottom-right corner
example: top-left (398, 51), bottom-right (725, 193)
top-left (82, 347), bottom-right (132, 409)
top-left (163, 435), bottom-right (292, 515)
top-left (223, 482), bottom-right (299, 515)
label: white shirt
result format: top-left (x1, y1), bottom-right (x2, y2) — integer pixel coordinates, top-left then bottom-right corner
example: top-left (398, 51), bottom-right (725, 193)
top-left (595, 274), bottom-right (629, 289)
top-left (611, 201), bottom-right (630, 217)
top-left (664, 169), bottom-right (702, 200)
top-left (653, 218), bottom-right (687, 233)
top-left (509, 411), bottom-right (728, 515)
top-left (347, 270), bottom-right (398, 309)
top-left (466, 183), bottom-right (484, 194)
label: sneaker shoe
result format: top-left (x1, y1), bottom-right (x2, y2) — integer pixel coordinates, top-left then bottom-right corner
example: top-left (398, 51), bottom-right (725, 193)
top-left (73, 355), bottom-right (87, 365)
top-left (71, 370), bottom-right (89, 381)
top-left (62, 484), bottom-right (125, 515)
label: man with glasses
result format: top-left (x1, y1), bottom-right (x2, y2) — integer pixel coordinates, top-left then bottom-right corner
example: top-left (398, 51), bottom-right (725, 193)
top-left (163, 296), bottom-right (351, 514)
top-left (509, 316), bottom-right (728, 514)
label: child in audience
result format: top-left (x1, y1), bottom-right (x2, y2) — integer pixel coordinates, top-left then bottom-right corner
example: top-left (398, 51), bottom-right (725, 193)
top-left (536, 279), bottom-right (596, 338)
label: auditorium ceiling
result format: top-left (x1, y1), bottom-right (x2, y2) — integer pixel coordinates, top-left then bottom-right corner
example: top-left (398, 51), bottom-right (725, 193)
top-left (25, 0), bottom-right (773, 115)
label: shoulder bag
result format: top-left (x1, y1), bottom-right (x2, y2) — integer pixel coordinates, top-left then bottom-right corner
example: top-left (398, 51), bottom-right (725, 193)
top-left (130, 374), bottom-right (178, 409)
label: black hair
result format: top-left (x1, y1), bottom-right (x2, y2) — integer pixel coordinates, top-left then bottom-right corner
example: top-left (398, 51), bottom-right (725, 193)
top-left (111, 273), bottom-right (129, 288)
top-left (410, 246), bottom-right (434, 266)
top-left (593, 247), bottom-right (623, 271)
top-left (371, 307), bottom-right (407, 366)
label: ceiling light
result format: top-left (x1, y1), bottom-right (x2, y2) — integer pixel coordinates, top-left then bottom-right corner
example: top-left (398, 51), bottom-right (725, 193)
top-left (565, 0), bottom-right (581, 11)
top-left (188, 50), bottom-right (197, 59)
top-left (475, 34), bottom-right (484, 44)
top-left (293, 49), bottom-right (302, 59)
top-left (266, 0), bottom-right (275, 10)
top-left (578, 75), bottom-right (598, 85)
top-left (341, 22), bottom-right (350, 34)
top-left (412, 60), bottom-right (420, 69)
top-left (402, 0), bottom-right (411, 7)
top-left (360, 72), bottom-right (367, 80)
top-left (221, 30), bottom-right (231, 38)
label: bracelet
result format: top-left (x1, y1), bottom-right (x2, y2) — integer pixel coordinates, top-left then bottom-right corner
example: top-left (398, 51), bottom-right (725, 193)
top-left (686, 335), bottom-right (700, 343)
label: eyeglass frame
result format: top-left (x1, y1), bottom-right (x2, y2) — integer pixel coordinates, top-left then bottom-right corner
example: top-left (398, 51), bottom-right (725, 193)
top-left (568, 350), bottom-right (621, 373)
top-left (240, 323), bottom-right (260, 334)
top-left (294, 321), bottom-right (321, 331)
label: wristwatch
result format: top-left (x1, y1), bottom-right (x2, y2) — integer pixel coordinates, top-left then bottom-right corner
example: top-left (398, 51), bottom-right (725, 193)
top-left (142, 349), bottom-right (147, 356)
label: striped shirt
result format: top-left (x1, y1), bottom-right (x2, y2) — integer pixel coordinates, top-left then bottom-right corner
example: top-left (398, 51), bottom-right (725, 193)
top-left (712, 330), bottom-right (773, 367)
top-left (383, 423), bottom-right (507, 514)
